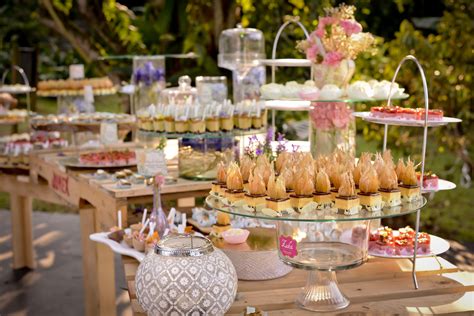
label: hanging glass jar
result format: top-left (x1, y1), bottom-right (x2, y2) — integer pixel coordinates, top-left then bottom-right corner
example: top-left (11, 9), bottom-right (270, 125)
top-left (309, 102), bottom-right (356, 157)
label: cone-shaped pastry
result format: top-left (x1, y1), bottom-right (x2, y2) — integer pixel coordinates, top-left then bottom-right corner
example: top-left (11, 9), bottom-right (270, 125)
top-left (378, 166), bottom-right (401, 207)
top-left (313, 169), bottom-right (333, 209)
top-left (335, 172), bottom-right (361, 215)
top-left (353, 152), bottom-right (372, 191)
top-left (374, 153), bottom-right (385, 177)
top-left (395, 158), bottom-right (405, 184)
top-left (358, 167), bottom-right (384, 211)
top-left (329, 164), bottom-right (344, 201)
top-left (211, 162), bottom-right (227, 196)
top-left (280, 165), bottom-right (295, 196)
top-left (290, 170), bottom-right (314, 209)
top-left (245, 170), bottom-right (267, 208)
top-left (225, 162), bottom-right (245, 202)
top-left (399, 157), bottom-right (421, 203)
top-left (240, 155), bottom-right (254, 192)
top-left (275, 152), bottom-right (289, 175)
top-left (383, 150), bottom-right (395, 169)
top-left (266, 173), bottom-right (291, 212)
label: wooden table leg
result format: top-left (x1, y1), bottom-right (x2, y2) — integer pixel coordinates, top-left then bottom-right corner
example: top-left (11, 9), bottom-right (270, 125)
top-left (80, 207), bottom-right (117, 316)
top-left (10, 193), bottom-right (35, 269)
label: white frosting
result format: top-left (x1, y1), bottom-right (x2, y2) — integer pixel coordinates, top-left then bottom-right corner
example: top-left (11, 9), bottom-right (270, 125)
top-left (260, 83), bottom-right (284, 99)
top-left (319, 84), bottom-right (343, 100)
top-left (347, 81), bottom-right (373, 100)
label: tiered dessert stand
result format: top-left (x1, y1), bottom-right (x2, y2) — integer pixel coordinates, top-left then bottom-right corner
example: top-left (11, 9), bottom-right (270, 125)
top-left (207, 55), bottom-right (460, 312)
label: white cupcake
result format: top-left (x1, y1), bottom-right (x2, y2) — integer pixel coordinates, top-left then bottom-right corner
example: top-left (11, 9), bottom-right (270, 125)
top-left (347, 81), bottom-right (373, 100)
top-left (283, 81), bottom-right (302, 99)
top-left (372, 81), bottom-right (399, 99)
top-left (319, 84), bottom-right (343, 100)
top-left (304, 80), bottom-right (317, 87)
top-left (260, 83), bottom-right (284, 99)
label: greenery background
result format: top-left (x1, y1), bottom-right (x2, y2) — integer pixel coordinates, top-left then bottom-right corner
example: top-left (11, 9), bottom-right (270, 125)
top-left (0, 0), bottom-right (472, 241)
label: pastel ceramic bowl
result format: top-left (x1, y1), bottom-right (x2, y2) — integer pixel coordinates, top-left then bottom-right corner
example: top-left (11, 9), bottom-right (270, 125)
top-left (222, 228), bottom-right (250, 244)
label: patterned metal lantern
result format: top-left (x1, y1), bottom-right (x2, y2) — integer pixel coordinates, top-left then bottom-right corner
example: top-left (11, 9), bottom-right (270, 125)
top-left (135, 234), bottom-right (238, 315)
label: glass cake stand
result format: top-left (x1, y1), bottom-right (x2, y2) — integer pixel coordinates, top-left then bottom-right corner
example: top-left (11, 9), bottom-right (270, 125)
top-left (206, 196), bottom-right (426, 312)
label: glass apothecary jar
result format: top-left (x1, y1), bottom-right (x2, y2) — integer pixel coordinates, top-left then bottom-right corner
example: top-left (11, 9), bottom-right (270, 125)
top-left (132, 56), bottom-right (166, 114)
top-left (178, 135), bottom-right (235, 180)
top-left (196, 76), bottom-right (228, 104)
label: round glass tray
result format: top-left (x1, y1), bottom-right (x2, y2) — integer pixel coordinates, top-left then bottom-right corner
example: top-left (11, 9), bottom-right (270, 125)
top-left (137, 128), bottom-right (265, 139)
top-left (205, 195), bottom-right (426, 222)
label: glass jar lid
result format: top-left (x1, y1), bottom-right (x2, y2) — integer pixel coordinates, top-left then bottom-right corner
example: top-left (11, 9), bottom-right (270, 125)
top-left (160, 75), bottom-right (197, 104)
top-left (155, 234), bottom-right (214, 257)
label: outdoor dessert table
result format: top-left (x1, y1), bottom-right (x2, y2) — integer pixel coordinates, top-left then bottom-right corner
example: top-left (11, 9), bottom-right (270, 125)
top-left (122, 255), bottom-right (474, 315)
top-left (2, 146), bottom-right (211, 316)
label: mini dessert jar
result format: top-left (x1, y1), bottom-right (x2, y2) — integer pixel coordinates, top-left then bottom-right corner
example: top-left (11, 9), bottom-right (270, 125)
top-left (135, 234), bottom-right (237, 315)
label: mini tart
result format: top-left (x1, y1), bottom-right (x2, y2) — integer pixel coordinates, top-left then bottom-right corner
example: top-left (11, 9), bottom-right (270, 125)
top-left (189, 119), bottom-right (206, 133)
top-left (144, 118), bottom-right (154, 131)
top-left (243, 181), bottom-right (249, 192)
top-left (357, 191), bottom-right (384, 212)
top-left (219, 184), bottom-right (227, 196)
top-left (175, 120), bottom-right (189, 133)
top-left (335, 195), bottom-right (361, 215)
top-left (244, 193), bottom-right (266, 208)
top-left (290, 194), bottom-right (314, 209)
top-left (220, 116), bottom-right (234, 131)
top-left (378, 188), bottom-right (402, 207)
top-left (153, 118), bottom-right (165, 132)
top-left (313, 192), bottom-right (333, 209)
top-left (211, 181), bottom-right (225, 196)
top-left (260, 109), bottom-right (268, 126)
top-left (330, 188), bottom-right (339, 202)
top-left (266, 197), bottom-right (291, 212)
top-left (225, 189), bottom-right (245, 203)
top-left (285, 189), bottom-right (294, 199)
top-left (233, 116), bottom-right (239, 129)
top-left (164, 117), bottom-right (175, 133)
top-left (206, 117), bottom-right (219, 132)
top-left (399, 184), bottom-right (421, 203)
top-left (251, 116), bottom-right (262, 129)
top-left (238, 114), bottom-right (252, 130)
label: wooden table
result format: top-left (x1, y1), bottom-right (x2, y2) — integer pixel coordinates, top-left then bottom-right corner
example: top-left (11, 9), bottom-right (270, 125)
top-left (3, 146), bottom-right (212, 316)
top-left (122, 256), bottom-right (474, 315)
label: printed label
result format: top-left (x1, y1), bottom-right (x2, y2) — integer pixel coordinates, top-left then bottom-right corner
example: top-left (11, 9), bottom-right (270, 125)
top-left (279, 235), bottom-right (298, 258)
top-left (52, 173), bottom-right (69, 196)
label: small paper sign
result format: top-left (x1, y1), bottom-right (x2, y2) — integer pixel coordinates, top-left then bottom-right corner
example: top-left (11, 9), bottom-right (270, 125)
top-left (279, 235), bottom-right (298, 258)
top-left (100, 122), bottom-right (118, 145)
top-left (136, 149), bottom-right (167, 177)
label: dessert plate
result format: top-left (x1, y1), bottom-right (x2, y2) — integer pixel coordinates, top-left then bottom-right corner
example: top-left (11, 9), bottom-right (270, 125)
top-left (421, 179), bottom-right (456, 193)
top-left (369, 234), bottom-right (450, 259)
top-left (90, 231), bottom-right (204, 262)
top-left (0, 85), bottom-right (34, 94)
top-left (90, 232), bottom-right (146, 262)
top-left (60, 156), bottom-right (136, 169)
top-left (259, 58), bottom-right (312, 67)
top-left (353, 112), bottom-right (462, 127)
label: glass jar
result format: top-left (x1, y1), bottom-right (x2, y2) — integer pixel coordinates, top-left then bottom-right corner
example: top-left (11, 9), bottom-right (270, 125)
top-left (218, 25), bottom-right (265, 72)
top-left (132, 56), bottom-right (166, 114)
top-left (196, 76), bottom-right (228, 104)
top-left (309, 102), bottom-right (356, 157)
top-left (178, 135), bottom-right (235, 180)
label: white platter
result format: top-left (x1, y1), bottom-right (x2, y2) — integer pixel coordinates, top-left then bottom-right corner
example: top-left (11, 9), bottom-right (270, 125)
top-left (0, 85), bottom-right (34, 94)
top-left (353, 111), bottom-right (462, 127)
top-left (369, 234), bottom-right (450, 259)
top-left (60, 156), bottom-right (136, 169)
top-left (90, 230), bottom-right (205, 262)
top-left (422, 179), bottom-right (456, 193)
top-left (90, 231), bottom-right (146, 262)
top-left (259, 58), bottom-right (312, 67)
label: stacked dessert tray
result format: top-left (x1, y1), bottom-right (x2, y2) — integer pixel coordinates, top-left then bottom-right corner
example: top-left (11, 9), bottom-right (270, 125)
top-left (0, 66), bottom-right (34, 129)
top-left (205, 54), bottom-right (459, 312)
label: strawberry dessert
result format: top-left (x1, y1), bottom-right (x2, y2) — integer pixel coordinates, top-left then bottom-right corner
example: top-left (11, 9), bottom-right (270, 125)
top-left (79, 150), bottom-right (136, 166)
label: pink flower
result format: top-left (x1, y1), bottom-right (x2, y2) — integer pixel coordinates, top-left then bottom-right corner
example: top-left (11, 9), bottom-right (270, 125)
top-left (322, 51), bottom-right (343, 66)
top-left (339, 19), bottom-right (362, 36)
top-left (314, 16), bottom-right (335, 38)
top-left (154, 173), bottom-right (165, 188)
top-left (310, 102), bottom-right (352, 131)
top-left (306, 44), bottom-right (319, 62)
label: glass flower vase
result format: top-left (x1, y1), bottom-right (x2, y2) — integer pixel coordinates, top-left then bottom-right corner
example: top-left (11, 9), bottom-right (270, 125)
top-left (312, 59), bottom-right (355, 88)
top-left (132, 56), bottom-right (166, 114)
top-left (309, 102), bottom-right (356, 157)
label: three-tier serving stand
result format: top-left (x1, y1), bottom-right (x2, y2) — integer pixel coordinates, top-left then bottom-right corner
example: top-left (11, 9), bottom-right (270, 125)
top-left (208, 17), bottom-right (461, 311)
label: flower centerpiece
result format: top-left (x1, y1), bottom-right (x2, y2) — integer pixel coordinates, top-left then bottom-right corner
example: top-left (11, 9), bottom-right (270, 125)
top-left (132, 56), bottom-right (166, 113)
top-left (297, 4), bottom-right (375, 88)
top-left (244, 127), bottom-right (296, 161)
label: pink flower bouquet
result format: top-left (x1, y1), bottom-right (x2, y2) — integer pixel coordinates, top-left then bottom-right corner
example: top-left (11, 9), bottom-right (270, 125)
top-left (297, 4), bottom-right (375, 67)
top-left (309, 102), bottom-right (352, 131)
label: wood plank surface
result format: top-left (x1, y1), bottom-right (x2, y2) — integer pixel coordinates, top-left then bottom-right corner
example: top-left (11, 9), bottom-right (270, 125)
top-left (121, 255), bottom-right (474, 316)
